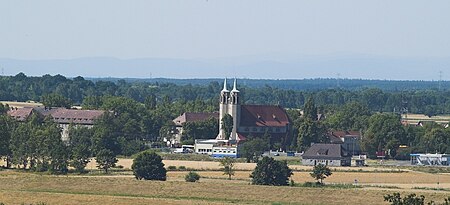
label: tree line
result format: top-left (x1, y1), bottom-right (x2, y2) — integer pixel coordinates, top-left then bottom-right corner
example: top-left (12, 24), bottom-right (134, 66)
top-left (1, 73), bottom-right (449, 163)
top-left (2, 73), bottom-right (450, 115)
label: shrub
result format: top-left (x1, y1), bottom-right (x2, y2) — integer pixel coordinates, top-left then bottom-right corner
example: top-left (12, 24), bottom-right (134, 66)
top-left (167, 166), bottom-right (177, 171)
top-left (251, 156), bottom-right (292, 186)
top-left (185, 171), bottom-right (201, 182)
top-left (178, 166), bottom-right (187, 171)
top-left (132, 151), bottom-right (167, 181)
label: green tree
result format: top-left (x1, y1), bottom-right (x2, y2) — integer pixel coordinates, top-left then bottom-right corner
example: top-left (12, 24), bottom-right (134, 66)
top-left (43, 120), bottom-right (69, 174)
top-left (361, 113), bottom-right (406, 158)
top-left (219, 157), bottom-right (235, 180)
top-left (239, 137), bottom-right (269, 162)
top-left (221, 114), bottom-right (233, 140)
top-left (95, 149), bottom-right (117, 173)
top-left (310, 164), bottom-right (332, 184)
top-left (181, 117), bottom-right (219, 144)
top-left (0, 115), bottom-right (15, 168)
top-left (303, 96), bottom-right (318, 121)
top-left (132, 151), bottom-right (167, 181)
top-left (297, 119), bottom-right (327, 151)
top-left (42, 93), bottom-right (72, 108)
top-left (69, 126), bottom-right (93, 173)
top-left (10, 123), bottom-right (33, 169)
top-left (325, 102), bottom-right (371, 131)
top-left (251, 156), bottom-right (293, 186)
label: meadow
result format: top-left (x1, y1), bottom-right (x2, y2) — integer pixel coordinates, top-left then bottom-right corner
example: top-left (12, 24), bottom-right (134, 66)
top-left (0, 159), bottom-right (449, 205)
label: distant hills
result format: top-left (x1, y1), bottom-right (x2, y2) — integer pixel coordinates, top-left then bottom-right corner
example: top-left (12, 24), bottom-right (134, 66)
top-left (0, 54), bottom-right (449, 81)
top-left (86, 77), bottom-right (447, 91)
top-left (0, 55), bottom-right (449, 91)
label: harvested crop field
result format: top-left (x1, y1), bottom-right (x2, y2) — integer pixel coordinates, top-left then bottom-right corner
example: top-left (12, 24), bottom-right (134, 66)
top-left (1, 159), bottom-right (449, 204)
top-left (0, 168), bottom-right (449, 205)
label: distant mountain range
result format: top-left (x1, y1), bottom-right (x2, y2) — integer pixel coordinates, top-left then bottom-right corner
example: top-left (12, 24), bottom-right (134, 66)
top-left (0, 55), bottom-right (449, 81)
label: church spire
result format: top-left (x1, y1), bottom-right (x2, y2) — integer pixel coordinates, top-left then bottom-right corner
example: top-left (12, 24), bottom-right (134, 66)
top-left (222, 78), bottom-right (229, 92)
top-left (231, 78), bottom-right (239, 93)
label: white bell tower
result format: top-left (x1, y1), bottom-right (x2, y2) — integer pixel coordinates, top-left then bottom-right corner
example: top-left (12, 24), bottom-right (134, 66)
top-left (217, 79), bottom-right (230, 139)
top-left (228, 79), bottom-right (240, 141)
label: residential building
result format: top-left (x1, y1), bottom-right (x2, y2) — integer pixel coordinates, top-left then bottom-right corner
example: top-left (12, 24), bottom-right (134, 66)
top-left (328, 131), bottom-right (362, 155)
top-left (7, 106), bottom-right (104, 142)
top-left (302, 143), bottom-right (351, 167)
top-left (171, 112), bottom-right (219, 147)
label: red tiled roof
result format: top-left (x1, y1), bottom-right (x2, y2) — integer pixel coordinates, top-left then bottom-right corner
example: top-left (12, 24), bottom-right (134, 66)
top-left (48, 108), bottom-right (105, 125)
top-left (328, 131), bottom-right (361, 143)
top-left (239, 105), bottom-right (290, 127)
top-left (9, 107), bottom-right (105, 125)
top-left (173, 112), bottom-right (219, 126)
top-left (7, 107), bottom-right (34, 121)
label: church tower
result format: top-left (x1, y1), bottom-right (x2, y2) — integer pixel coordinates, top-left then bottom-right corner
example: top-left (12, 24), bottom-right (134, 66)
top-left (228, 79), bottom-right (241, 141)
top-left (217, 79), bottom-right (230, 140)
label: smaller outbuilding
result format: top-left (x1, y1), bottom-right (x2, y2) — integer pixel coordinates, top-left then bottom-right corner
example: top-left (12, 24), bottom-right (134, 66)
top-left (302, 143), bottom-right (351, 167)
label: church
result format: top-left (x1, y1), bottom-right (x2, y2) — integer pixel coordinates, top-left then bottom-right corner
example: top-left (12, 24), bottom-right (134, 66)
top-left (189, 79), bottom-right (292, 157)
top-left (216, 79), bottom-right (291, 143)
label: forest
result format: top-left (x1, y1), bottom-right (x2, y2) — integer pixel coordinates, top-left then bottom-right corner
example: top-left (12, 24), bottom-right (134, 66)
top-left (0, 73), bottom-right (449, 172)
top-left (2, 73), bottom-right (450, 115)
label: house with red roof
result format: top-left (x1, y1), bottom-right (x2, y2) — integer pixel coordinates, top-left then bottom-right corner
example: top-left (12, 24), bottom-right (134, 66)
top-left (7, 106), bottom-right (105, 142)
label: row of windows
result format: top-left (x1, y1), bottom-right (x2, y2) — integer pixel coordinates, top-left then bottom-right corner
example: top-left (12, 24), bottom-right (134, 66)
top-left (243, 127), bottom-right (282, 133)
top-left (197, 149), bottom-right (212, 153)
top-left (54, 117), bottom-right (91, 121)
top-left (213, 150), bottom-right (236, 153)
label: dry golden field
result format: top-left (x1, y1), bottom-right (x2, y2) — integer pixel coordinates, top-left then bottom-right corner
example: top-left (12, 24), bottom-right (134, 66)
top-left (87, 158), bottom-right (408, 172)
top-left (0, 170), bottom-right (449, 205)
top-left (1, 159), bottom-right (449, 204)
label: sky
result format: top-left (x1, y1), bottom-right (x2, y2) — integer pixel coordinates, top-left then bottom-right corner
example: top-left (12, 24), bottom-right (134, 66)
top-left (1, 1), bottom-right (450, 80)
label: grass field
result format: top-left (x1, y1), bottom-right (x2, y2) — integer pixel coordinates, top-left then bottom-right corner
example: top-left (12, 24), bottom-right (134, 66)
top-left (1, 159), bottom-right (450, 205)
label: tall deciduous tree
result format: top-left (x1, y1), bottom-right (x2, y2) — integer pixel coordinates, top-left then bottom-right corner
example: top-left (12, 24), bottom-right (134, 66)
top-left (221, 114), bottom-right (233, 140)
top-left (0, 115), bottom-right (15, 168)
top-left (240, 137), bottom-right (269, 163)
top-left (303, 97), bottom-right (318, 121)
top-left (361, 113), bottom-right (406, 158)
top-left (251, 156), bottom-right (292, 186)
top-left (10, 123), bottom-right (33, 169)
top-left (42, 93), bottom-right (72, 108)
top-left (132, 151), bottom-right (167, 181)
top-left (69, 126), bottom-right (93, 173)
top-left (297, 119), bottom-right (327, 151)
top-left (95, 149), bottom-right (117, 173)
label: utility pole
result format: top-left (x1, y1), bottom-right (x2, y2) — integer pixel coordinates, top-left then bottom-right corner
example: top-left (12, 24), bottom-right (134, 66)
top-left (439, 71), bottom-right (443, 91)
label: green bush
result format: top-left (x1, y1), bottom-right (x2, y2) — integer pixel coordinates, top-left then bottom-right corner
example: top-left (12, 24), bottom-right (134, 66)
top-left (178, 166), bottom-right (187, 171)
top-left (185, 171), bottom-right (201, 182)
top-left (167, 166), bottom-right (177, 171)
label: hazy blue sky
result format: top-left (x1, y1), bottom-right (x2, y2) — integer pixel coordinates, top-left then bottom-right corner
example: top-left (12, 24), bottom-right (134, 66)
top-left (1, 1), bottom-right (450, 79)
